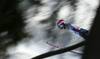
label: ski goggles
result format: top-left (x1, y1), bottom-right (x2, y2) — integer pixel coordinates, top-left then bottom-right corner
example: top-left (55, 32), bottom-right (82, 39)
top-left (59, 24), bottom-right (64, 29)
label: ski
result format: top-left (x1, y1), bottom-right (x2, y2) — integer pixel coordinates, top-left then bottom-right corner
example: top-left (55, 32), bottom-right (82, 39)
top-left (46, 42), bottom-right (83, 55)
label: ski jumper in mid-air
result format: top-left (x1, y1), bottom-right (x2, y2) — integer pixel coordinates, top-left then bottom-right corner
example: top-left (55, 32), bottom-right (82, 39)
top-left (57, 19), bottom-right (89, 39)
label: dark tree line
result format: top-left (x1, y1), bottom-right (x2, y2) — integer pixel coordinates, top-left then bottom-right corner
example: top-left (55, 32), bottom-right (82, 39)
top-left (0, 0), bottom-right (26, 58)
top-left (82, 5), bottom-right (100, 59)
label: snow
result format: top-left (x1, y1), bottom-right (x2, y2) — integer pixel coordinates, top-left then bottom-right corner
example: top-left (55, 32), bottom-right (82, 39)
top-left (7, 0), bottom-right (99, 59)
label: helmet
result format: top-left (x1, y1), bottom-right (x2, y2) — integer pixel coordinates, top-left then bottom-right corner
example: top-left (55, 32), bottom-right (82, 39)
top-left (57, 19), bottom-right (65, 27)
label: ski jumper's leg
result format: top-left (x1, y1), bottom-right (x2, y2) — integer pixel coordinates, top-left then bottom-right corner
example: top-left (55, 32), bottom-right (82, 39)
top-left (71, 24), bottom-right (89, 39)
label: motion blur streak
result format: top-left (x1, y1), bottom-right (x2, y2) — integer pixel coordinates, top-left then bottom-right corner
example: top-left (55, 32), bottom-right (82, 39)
top-left (2, 0), bottom-right (99, 59)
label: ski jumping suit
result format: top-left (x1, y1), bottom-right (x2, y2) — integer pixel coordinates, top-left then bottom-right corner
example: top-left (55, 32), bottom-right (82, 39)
top-left (65, 23), bottom-right (89, 39)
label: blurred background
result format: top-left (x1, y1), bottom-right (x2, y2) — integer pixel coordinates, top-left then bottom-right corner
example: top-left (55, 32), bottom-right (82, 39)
top-left (0, 0), bottom-right (99, 59)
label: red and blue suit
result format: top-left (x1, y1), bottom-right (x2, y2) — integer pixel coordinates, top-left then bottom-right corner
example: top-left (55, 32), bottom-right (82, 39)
top-left (65, 23), bottom-right (89, 39)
